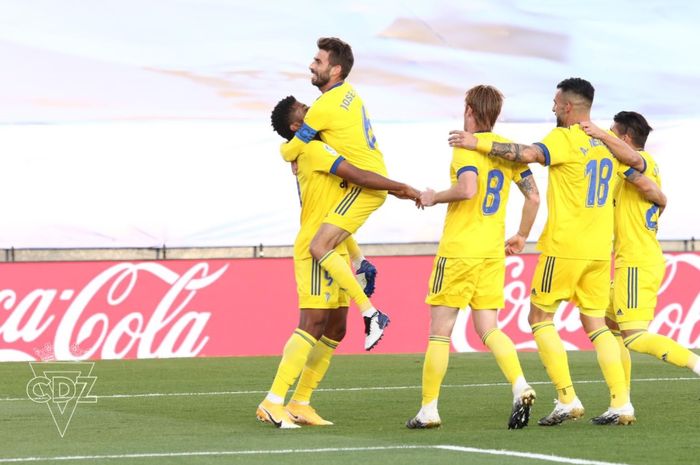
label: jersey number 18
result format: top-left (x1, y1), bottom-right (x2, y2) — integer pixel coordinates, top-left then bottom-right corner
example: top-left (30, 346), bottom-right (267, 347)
top-left (585, 158), bottom-right (613, 207)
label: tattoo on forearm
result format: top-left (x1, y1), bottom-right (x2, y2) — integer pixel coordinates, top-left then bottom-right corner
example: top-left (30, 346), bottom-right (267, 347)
top-left (490, 142), bottom-right (526, 163)
top-left (627, 170), bottom-right (641, 182)
top-left (517, 176), bottom-right (537, 196)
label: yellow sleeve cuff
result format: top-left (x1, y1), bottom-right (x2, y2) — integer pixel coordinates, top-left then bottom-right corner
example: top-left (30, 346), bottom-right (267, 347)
top-left (476, 137), bottom-right (493, 155)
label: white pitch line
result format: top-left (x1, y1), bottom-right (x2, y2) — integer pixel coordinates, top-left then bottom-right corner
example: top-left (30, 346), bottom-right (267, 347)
top-left (435, 445), bottom-right (630, 465)
top-left (0, 376), bottom-right (697, 402)
top-left (0, 444), bottom-right (632, 465)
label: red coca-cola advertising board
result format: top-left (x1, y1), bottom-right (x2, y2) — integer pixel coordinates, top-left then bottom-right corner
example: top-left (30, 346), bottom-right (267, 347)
top-left (0, 253), bottom-right (698, 361)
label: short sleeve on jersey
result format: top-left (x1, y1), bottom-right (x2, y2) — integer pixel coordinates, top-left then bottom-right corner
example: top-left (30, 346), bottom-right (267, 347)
top-left (452, 148), bottom-right (479, 177)
top-left (533, 142), bottom-right (550, 166)
top-left (457, 166), bottom-right (478, 177)
top-left (306, 142), bottom-right (345, 174)
top-left (537, 128), bottom-right (573, 166)
top-left (513, 167), bottom-right (533, 184)
top-left (329, 156), bottom-right (345, 174)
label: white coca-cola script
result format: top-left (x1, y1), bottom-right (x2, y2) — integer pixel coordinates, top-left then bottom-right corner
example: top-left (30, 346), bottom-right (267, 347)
top-left (0, 262), bottom-right (228, 361)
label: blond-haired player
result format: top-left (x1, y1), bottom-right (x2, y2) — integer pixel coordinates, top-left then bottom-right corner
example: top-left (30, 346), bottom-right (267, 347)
top-left (406, 85), bottom-right (540, 430)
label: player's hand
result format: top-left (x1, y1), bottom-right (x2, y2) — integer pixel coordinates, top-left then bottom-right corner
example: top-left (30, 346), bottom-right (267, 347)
top-left (580, 121), bottom-right (606, 140)
top-left (389, 184), bottom-right (420, 200)
top-left (505, 233), bottom-right (526, 255)
top-left (412, 186), bottom-right (426, 209)
top-left (448, 130), bottom-right (478, 150)
top-left (408, 185), bottom-right (421, 202)
top-left (420, 188), bottom-right (437, 207)
top-left (290, 161), bottom-right (298, 175)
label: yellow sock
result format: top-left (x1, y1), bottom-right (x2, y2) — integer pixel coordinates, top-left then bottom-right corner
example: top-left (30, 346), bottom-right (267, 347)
top-left (531, 322), bottom-right (576, 403)
top-left (422, 336), bottom-right (451, 406)
top-left (319, 251), bottom-right (371, 312)
top-left (344, 236), bottom-right (362, 264)
top-left (624, 331), bottom-right (696, 369)
top-left (269, 329), bottom-right (317, 400)
top-left (291, 336), bottom-right (339, 403)
top-left (482, 328), bottom-right (524, 385)
top-left (611, 330), bottom-right (631, 393)
top-left (588, 328), bottom-right (628, 408)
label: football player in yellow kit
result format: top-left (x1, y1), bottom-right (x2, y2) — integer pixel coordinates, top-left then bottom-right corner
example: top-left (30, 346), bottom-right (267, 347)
top-left (280, 37), bottom-right (394, 350)
top-left (581, 112), bottom-right (700, 400)
top-left (406, 85), bottom-right (540, 430)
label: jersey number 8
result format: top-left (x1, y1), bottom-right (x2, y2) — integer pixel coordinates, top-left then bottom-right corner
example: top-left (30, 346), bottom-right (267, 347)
top-left (482, 169), bottom-right (505, 215)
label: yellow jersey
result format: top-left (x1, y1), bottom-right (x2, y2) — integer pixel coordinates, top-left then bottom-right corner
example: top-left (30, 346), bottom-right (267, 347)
top-left (613, 150), bottom-right (664, 267)
top-left (534, 124), bottom-right (626, 260)
top-left (293, 141), bottom-right (349, 259)
top-left (281, 81), bottom-right (388, 176)
top-left (437, 132), bottom-right (532, 258)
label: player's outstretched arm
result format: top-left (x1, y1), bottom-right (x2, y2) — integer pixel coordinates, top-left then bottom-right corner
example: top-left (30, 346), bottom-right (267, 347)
top-left (625, 170), bottom-right (667, 212)
top-left (334, 160), bottom-right (420, 200)
top-left (506, 175), bottom-right (540, 255)
top-left (420, 169), bottom-right (477, 207)
top-left (447, 131), bottom-right (546, 164)
top-left (580, 121), bottom-right (645, 172)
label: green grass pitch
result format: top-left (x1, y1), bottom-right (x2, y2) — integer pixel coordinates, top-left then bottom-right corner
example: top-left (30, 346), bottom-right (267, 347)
top-left (1, 351), bottom-right (698, 464)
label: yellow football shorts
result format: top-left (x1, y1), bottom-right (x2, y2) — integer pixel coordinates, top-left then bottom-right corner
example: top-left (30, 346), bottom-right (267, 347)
top-left (295, 256), bottom-right (350, 309)
top-left (606, 261), bottom-right (665, 329)
top-left (530, 255), bottom-right (610, 317)
top-left (323, 184), bottom-right (387, 234)
top-left (425, 256), bottom-right (505, 310)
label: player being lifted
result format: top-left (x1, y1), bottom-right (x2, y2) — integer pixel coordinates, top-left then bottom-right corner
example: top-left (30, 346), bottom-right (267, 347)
top-left (280, 37), bottom-right (392, 350)
top-left (581, 112), bottom-right (700, 397)
top-left (406, 85), bottom-right (540, 430)
top-left (257, 95), bottom-right (418, 428)
top-left (449, 78), bottom-right (664, 426)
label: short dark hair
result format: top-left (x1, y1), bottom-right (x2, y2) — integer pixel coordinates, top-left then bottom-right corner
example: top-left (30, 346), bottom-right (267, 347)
top-left (557, 77), bottom-right (595, 105)
top-left (317, 37), bottom-right (354, 79)
top-left (270, 95), bottom-right (297, 141)
top-left (614, 111), bottom-right (653, 148)
top-left (465, 85), bottom-right (503, 130)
